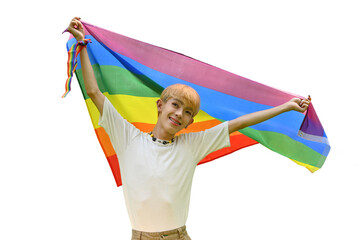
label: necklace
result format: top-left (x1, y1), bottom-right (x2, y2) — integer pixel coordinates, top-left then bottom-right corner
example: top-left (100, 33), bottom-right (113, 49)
top-left (148, 132), bottom-right (175, 145)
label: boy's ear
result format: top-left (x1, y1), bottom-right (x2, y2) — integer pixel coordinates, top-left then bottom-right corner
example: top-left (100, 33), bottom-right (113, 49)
top-left (157, 99), bottom-right (163, 113)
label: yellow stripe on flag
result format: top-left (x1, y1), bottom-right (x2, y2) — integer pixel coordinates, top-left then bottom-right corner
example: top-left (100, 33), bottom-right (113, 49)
top-left (85, 93), bottom-right (218, 129)
top-left (291, 159), bottom-right (320, 173)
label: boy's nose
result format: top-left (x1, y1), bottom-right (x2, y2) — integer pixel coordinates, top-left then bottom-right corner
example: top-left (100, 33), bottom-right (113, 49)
top-left (175, 108), bottom-right (183, 118)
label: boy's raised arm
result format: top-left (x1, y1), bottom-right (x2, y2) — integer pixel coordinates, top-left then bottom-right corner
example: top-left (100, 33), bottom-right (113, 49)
top-left (228, 97), bottom-right (311, 134)
top-left (67, 17), bottom-right (105, 115)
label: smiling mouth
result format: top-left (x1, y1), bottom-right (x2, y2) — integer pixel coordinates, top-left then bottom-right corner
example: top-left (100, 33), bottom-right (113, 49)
top-left (169, 117), bottom-right (181, 126)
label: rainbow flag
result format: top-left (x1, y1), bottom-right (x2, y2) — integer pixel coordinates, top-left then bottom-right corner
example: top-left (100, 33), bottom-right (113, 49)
top-left (65, 21), bottom-right (330, 187)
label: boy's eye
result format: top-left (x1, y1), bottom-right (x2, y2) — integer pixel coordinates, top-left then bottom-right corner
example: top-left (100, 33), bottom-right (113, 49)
top-left (172, 102), bottom-right (178, 107)
top-left (186, 111), bottom-right (192, 115)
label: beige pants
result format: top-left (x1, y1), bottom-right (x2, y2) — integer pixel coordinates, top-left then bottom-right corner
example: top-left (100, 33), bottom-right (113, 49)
top-left (131, 226), bottom-right (191, 240)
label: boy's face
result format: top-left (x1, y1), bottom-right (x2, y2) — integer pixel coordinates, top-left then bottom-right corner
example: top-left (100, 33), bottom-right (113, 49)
top-left (157, 97), bottom-right (195, 136)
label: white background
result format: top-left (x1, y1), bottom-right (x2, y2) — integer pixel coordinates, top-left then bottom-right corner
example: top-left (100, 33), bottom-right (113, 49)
top-left (1, 0), bottom-right (359, 239)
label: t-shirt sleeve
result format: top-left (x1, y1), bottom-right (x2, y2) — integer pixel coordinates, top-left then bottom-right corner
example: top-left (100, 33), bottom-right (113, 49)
top-left (185, 121), bottom-right (231, 164)
top-left (98, 97), bottom-right (140, 154)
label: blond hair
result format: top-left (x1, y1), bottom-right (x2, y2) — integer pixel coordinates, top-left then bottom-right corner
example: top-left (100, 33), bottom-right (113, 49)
top-left (160, 84), bottom-right (201, 116)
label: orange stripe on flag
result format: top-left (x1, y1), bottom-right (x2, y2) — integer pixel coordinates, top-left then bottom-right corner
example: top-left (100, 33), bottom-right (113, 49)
top-left (179, 119), bottom-right (222, 133)
top-left (95, 127), bottom-right (116, 157)
top-left (199, 134), bottom-right (258, 165)
top-left (94, 128), bottom-right (122, 186)
top-left (132, 122), bottom-right (155, 133)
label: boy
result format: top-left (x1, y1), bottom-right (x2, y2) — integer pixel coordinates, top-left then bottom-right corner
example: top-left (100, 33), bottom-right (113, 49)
top-left (67, 17), bottom-right (311, 240)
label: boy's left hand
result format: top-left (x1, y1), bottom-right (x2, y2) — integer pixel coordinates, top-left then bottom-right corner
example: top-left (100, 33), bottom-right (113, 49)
top-left (287, 96), bottom-right (311, 113)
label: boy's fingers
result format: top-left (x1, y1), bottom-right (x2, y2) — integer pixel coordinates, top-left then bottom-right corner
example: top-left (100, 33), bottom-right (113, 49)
top-left (292, 98), bottom-right (301, 104)
top-left (71, 20), bottom-right (82, 30)
top-left (70, 19), bottom-right (78, 27)
top-left (74, 19), bottom-right (83, 29)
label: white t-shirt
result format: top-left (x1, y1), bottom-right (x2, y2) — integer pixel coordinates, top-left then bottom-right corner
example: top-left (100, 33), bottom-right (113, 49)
top-left (99, 97), bottom-right (230, 232)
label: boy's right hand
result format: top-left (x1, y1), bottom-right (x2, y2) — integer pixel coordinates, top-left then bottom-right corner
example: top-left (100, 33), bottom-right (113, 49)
top-left (67, 17), bottom-right (85, 41)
